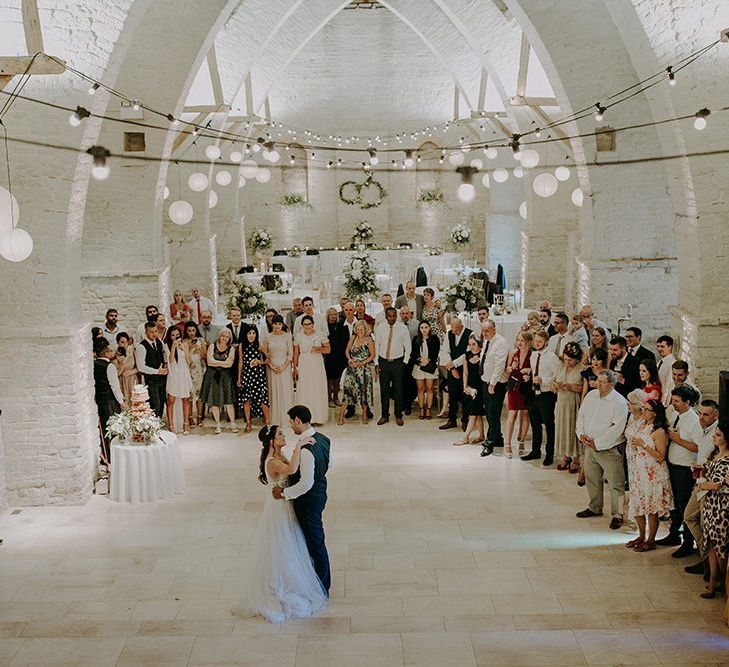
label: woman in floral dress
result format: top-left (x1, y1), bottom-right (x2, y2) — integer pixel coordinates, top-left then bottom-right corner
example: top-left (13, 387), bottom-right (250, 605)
top-left (183, 321), bottom-right (206, 427)
top-left (337, 320), bottom-right (375, 425)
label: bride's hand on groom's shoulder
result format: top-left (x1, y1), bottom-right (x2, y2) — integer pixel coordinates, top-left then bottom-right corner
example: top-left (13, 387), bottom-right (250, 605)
top-left (301, 436), bottom-right (316, 446)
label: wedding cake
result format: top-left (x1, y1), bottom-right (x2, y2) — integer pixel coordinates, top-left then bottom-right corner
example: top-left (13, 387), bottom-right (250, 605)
top-left (130, 384), bottom-right (154, 442)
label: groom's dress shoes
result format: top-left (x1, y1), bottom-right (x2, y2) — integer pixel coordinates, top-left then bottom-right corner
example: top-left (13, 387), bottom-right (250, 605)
top-left (439, 421), bottom-right (457, 430)
top-left (480, 445), bottom-right (493, 457)
top-left (377, 417), bottom-right (389, 425)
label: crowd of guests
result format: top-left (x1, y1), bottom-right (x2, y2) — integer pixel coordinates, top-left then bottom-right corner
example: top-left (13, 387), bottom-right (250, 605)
top-left (91, 286), bottom-right (728, 607)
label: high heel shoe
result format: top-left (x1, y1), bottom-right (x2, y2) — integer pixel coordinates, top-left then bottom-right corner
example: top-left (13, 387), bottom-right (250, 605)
top-left (419, 408), bottom-right (426, 420)
top-left (505, 447), bottom-right (513, 459)
top-left (556, 457), bottom-right (572, 471)
top-left (625, 536), bottom-right (644, 548)
top-left (700, 579), bottom-right (723, 599)
top-left (425, 408), bottom-right (432, 420)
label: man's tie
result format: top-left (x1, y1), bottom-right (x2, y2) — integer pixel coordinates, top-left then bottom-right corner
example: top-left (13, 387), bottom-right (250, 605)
top-left (234, 325), bottom-right (239, 340)
top-left (557, 334), bottom-right (564, 352)
top-left (196, 297), bottom-right (202, 323)
top-left (385, 325), bottom-right (393, 360)
top-left (629, 347), bottom-right (636, 356)
top-left (673, 416), bottom-right (680, 428)
top-left (535, 351), bottom-right (541, 375)
top-left (657, 359), bottom-right (663, 370)
top-left (480, 340), bottom-right (489, 374)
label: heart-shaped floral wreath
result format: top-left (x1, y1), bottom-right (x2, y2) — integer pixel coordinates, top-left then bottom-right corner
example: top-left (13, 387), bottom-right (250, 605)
top-left (338, 174), bottom-right (388, 210)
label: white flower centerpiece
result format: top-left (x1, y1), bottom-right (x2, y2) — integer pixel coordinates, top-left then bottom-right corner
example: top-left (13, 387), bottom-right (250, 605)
top-left (106, 384), bottom-right (165, 445)
top-left (449, 222), bottom-right (472, 248)
top-left (343, 250), bottom-right (379, 299)
top-left (351, 220), bottom-right (374, 245)
top-left (226, 279), bottom-right (268, 318)
top-left (249, 228), bottom-right (274, 270)
top-left (444, 276), bottom-right (481, 316)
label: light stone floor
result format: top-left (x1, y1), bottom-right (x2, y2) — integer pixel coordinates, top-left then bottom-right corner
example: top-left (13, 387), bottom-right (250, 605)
top-left (1, 413), bottom-right (728, 666)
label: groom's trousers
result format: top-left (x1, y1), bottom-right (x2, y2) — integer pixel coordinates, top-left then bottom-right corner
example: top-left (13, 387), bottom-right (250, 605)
top-left (293, 498), bottom-right (331, 593)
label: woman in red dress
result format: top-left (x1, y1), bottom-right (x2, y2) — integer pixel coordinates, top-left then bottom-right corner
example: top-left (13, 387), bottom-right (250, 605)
top-left (639, 359), bottom-right (662, 402)
top-left (503, 331), bottom-right (533, 458)
top-left (170, 290), bottom-right (192, 333)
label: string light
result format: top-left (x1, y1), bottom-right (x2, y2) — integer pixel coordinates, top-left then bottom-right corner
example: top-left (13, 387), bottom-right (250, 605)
top-left (326, 161), bottom-right (333, 169)
top-left (88, 83), bottom-right (100, 96)
top-left (666, 66), bottom-right (676, 86)
top-left (455, 166), bottom-right (477, 203)
top-left (368, 148), bottom-right (378, 166)
top-left (86, 145), bottom-right (111, 181)
top-left (404, 150), bottom-right (414, 168)
top-left (166, 113), bottom-right (178, 126)
top-left (132, 100), bottom-right (140, 111)
top-left (693, 108), bottom-right (710, 130)
top-left (594, 103), bottom-right (606, 122)
top-left (68, 106), bottom-right (90, 127)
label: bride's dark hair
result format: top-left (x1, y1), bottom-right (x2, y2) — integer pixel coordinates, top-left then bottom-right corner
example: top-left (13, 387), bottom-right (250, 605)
top-left (257, 425), bottom-right (279, 485)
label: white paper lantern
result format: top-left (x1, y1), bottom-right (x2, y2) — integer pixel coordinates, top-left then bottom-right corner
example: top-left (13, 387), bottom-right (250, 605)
top-left (0, 186), bottom-right (20, 233)
top-left (481, 173), bottom-right (490, 188)
top-left (492, 168), bottom-right (509, 183)
top-left (240, 160), bottom-right (258, 179)
top-left (457, 183), bottom-right (476, 203)
top-left (230, 151), bottom-right (242, 163)
top-left (168, 200), bottom-right (193, 225)
top-left (162, 186), bottom-right (170, 200)
top-left (255, 167), bottom-right (271, 183)
top-left (215, 170), bottom-right (232, 186)
top-left (0, 227), bottom-right (33, 262)
top-left (520, 149), bottom-right (540, 169)
top-left (484, 147), bottom-right (498, 160)
top-left (518, 201), bottom-right (528, 220)
top-left (188, 172), bottom-right (208, 192)
top-left (555, 166), bottom-right (571, 181)
top-left (208, 190), bottom-right (218, 208)
top-left (239, 175), bottom-right (247, 188)
top-left (571, 187), bottom-right (584, 207)
top-left (448, 152), bottom-right (465, 166)
top-left (513, 166), bottom-right (524, 178)
top-left (265, 150), bottom-right (280, 164)
top-left (470, 158), bottom-right (483, 170)
top-left (533, 172), bottom-right (559, 198)
top-left (205, 145), bottom-right (221, 161)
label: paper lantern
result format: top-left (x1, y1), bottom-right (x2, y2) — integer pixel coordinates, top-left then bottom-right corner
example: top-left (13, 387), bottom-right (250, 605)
top-left (0, 228), bottom-right (33, 262)
top-left (0, 186), bottom-right (20, 233)
top-left (520, 149), bottom-right (540, 169)
top-left (513, 166), bottom-right (524, 178)
top-left (555, 166), bottom-right (571, 181)
top-left (205, 145), bottom-right (221, 160)
top-left (265, 150), bottom-right (280, 163)
top-left (481, 173), bottom-right (490, 188)
top-left (484, 147), bottom-right (498, 160)
top-left (168, 200), bottom-right (193, 225)
top-left (470, 158), bottom-right (483, 170)
top-left (448, 152), bottom-right (465, 166)
top-left (208, 190), bottom-right (218, 208)
top-left (162, 186), bottom-right (170, 200)
top-left (533, 172), bottom-right (559, 198)
top-left (519, 201), bottom-right (527, 220)
top-left (255, 167), bottom-right (272, 183)
top-left (457, 183), bottom-right (476, 203)
top-left (239, 175), bottom-right (247, 188)
top-left (571, 188), bottom-right (584, 207)
top-left (492, 168), bottom-right (509, 183)
top-left (215, 170), bottom-right (232, 186)
top-left (188, 173), bottom-right (208, 192)
top-left (230, 151), bottom-right (242, 163)
top-left (240, 160), bottom-right (258, 179)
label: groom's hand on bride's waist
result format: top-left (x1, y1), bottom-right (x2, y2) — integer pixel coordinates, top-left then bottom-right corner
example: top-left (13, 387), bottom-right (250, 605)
top-left (272, 486), bottom-right (285, 500)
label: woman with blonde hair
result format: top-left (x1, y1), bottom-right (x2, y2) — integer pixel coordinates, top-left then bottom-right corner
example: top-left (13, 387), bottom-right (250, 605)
top-left (324, 307), bottom-right (343, 407)
top-left (338, 320), bottom-right (375, 425)
top-left (521, 311), bottom-right (543, 337)
top-left (200, 328), bottom-right (238, 434)
top-left (503, 331), bottom-right (533, 458)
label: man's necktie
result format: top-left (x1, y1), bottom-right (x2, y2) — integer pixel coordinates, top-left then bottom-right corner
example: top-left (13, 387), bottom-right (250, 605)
top-left (385, 325), bottom-right (393, 360)
top-left (196, 297), bottom-right (202, 323)
top-left (480, 341), bottom-right (489, 374)
top-left (673, 416), bottom-right (680, 428)
top-left (657, 359), bottom-right (663, 370)
top-left (535, 351), bottom-right (541, 375)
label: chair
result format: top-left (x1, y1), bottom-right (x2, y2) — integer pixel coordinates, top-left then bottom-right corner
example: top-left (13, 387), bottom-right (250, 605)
top-left (399, 242), bottom-right (413, 249)
top-left (237, 266), bottom-right (255, 274)
top-left (273, 249), bottom-right (288, 256)
top-left (306, 249), bottom-right (319, 256)
top-left (271, 263), bottom-right (285, 273)
top-left (415, 266), bottom-right (428, 287)
top-left (396, 283), bottom-right (405, 298)
top-left (261, 275), bottom-right (278, 291)
top-left (503, 270), bottom-right (521, 309)
top-left (472, 270), bottom-right (489, 305)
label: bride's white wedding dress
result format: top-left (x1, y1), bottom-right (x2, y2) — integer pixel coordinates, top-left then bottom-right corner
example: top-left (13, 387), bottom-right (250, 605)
top-left (234, 458), bottom-right (328, 623)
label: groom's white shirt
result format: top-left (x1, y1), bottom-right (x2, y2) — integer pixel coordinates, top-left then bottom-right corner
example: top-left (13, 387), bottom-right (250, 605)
top-left (283, 427), bottom-right (318, 500)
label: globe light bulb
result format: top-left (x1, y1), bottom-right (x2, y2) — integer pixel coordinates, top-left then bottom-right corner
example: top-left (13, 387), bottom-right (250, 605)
top-left (205, 145), bottom-right (221, 161)
top-left (188, 173), bottom-right (209, 192)
top-left (484, 147), bottom-right (498, 160)
top-left (693, 116), bottom-right (707, 130)
top-left (91, 164), bottom-right (110, 181)
top-left (533, 172), bottom-right (559, 197)
top-left (457, 182), bottom-right (476, 203)
top-left (555, 166), bottom-right (571, 181)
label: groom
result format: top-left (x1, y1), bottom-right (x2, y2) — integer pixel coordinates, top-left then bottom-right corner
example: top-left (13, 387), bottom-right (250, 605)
top-left (272, 404), bottom-right (331, 594)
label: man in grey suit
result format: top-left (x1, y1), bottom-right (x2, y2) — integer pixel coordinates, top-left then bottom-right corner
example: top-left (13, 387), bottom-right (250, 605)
top-left (394, 281), bottom-right (424, 320)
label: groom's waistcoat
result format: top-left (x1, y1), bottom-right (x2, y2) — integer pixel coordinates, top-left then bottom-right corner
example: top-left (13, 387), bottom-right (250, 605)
top-left (290, 433), bottom-right (330, 502)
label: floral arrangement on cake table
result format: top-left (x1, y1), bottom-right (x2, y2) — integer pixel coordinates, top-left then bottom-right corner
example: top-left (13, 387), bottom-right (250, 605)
top-left (342, 250), bottom-right (379, 299)
top-left (226, 279), bottom-right (268, 317)
top-left (249, 228), bottom-right (273, 254)
top-left (449, 223), bottom-right (472, 248)
top-left (106, 384), bottom-right (165, 445)
top-left (350, 220), bottom-right (374, 245)
top-left (443, 276), bottom-right (481, 315)
top-left (280, 192), bottom-right (313, 209)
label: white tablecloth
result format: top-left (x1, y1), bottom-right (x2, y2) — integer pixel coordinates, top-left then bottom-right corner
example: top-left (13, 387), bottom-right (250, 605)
top-left (274, 256), bottom-right (320, 281)
top-left (262, 289), bottom-right (321, 312)
top-left (110, 431), bottom-right (185, 503)
top-left (239, 271), bottom-right (293, 288)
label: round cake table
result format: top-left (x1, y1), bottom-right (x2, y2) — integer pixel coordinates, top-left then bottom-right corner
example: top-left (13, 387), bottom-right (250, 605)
top-left (110, 431), bottom-right (185, 503)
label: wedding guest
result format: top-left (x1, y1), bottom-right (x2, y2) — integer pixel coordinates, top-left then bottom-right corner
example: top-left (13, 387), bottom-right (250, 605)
top-left (582, 348), bottom-right (609, 401)
top-left (285, 297), bottom-right (304, 333)
top-left (576, 369), bottom-right (629, 529)
top-left (93, 337), bottom-right (126, 435)
top-left (579, 305), bottom-right (609, 339)
top-left (91, 327), bottom-right (104, 342)
top-left (338, 320), bottom-right (375, 425)
top-left (439, 317), bottom-right (472, 431)
top-left (187, 286), bottom-right (214, 324)
top-left (639, 359), bottom-right (662, 402)
top-left (374, 307), bottom-right (411, 426)
top-left (261, 315), bottom-right (294, 426)
top-left (399, 305), bottom-right (420, 414)
top-left (198, 310), bottom-right (220, 344)
top-left (570, 313), bottom-right (589, 350)
top-left (226, 306), bottom-right (251, 347)
top-left (238, 327), bottom-right (271, 432)
top-left (453, 335), bottom-right (485, 446)
top-left (114, 332), bottom-right (138, 403)
top-left (294, 315), bottom-right (330, 424)
top-left (155, 313), bottom-right (167, 339)
top-left (170, 290), bottom-right (192, 330)
top-left (697, 420), bottom-right (729, 599)
top-left (164, 326), bottom-right (193, 435)
top-left (684, 399), bottom-right (720, 578)
top-left (554, 342), bottom-right (585, 474)
top-left (375, 293), bottom-right (394, 326)
top-left (626, 399), bottom-right (673, 551)
top-left (336, 302), bottom-right (359, 419)
top-left (259, 308), bottom-right (278, 338)
top-left (135, 321), bottom-right (168, 418)
top-left (399, 306), bottom-right (419, 339)
top-left (521, 311), bottom-right (542, 337)
top-left (102, 308), bottom-right (124, 338)
top-left (547, 312), bottom-right (572, 358)
top-left (354, 299), bottom-right (375, 328)
top-left (136, 305), bottom-right (159, 341)
top-left (183, 322), bottom-right (206, 428)
top-left (395, 281), bottom-right (424, 320)
top-left (656, 335), bottom-right (676, 406)
top-left (588, 326), bottom-right (609, 362)
top-left (670, 359), bottom-right (701, 403)
top-left (323, 307), bottom-right (343, 407)
top-left (476, 306), bottom-right (490, 342)
top-left (609, 335), bottom-right (640, 397)
top-left (420, 288), bottom-right (446, 340)
top-left (200, 328), bottom-right (239, 434)
top-left (523, 330), bottom-right (559, 465)
top-left (480, 319), bottom-right (509, 457)
top-left (539, 308), bottom-right (557, 337)
top-left (503, 331), bottom-right (532, 458)
top-left (410, 320), bottom-right (440, 420)
top-left (658, 384), bottom-right (702, 555)
top-left (295, 296), bottom-right (328, 338)
top-left (624, 389), bottom-right (647, 515)
top-left (625, 326), bottom-right (656, 363)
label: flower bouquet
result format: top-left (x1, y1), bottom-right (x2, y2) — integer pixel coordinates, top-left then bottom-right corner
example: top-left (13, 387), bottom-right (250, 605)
top-left (443, 276), bottom-right (481, 315)
top-left (342, 250), bottom-right (379, 299)
top-left (249, 228), bottom-right (273, 254)
top-left (417, 187), bottom-right (445, 205)
top-left (281, 192), bottom-right (313, 209)
top-left (106, 410), bottom-right (165, 446)
top-left (351, 220), bottom-right (374, 245)
top-left (226, 279), bottom-right (268, 317)
top-left (449, 223), bottom-right (472, 248)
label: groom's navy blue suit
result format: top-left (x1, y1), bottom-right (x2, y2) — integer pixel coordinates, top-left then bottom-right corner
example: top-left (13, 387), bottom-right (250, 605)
top-left (289, 431), bottom-right (331, 594)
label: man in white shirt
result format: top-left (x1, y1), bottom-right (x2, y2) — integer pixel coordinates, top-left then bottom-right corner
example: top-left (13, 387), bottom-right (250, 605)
top-left (439, 318), bottom-right (472, 430)
top-left (394, 281), bottom-right (424, 320)
top-left (136, 305), bottom-right (159, 342)
top-left (579, 304), bottom-right (608, 339)
top-left (294, 296), bottom-right (328, 338)
top-left (683, 399), bottom-right (720, 576)
top-left (656, 335), bottom-right (676, 406)
top-left (522, 330), bottom-right (560, 465)
top-left (657, 384), bottom-right (703, 556)
top-left (187, 287), bottom-right (215, 324)
top-left (399, 306), bottom-right (419, 415)
top-left (134, 321), bottom-right (169, 418)
top-left (374, 293), bottom-right (394, 326)
top-left (547, 312), bottom-right (573, 358)
top-left (479, 319), bottom-right (509, 456)
top-left (374, 307), bottom-right (412, 426)
top-left (575, 369), bottom-right (629, 529)
top-left (101, 308), bottom-right (125, 338)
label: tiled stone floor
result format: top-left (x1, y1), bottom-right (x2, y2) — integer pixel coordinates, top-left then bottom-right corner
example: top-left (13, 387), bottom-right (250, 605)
top-left (0, 415), bottom-right (728, 666)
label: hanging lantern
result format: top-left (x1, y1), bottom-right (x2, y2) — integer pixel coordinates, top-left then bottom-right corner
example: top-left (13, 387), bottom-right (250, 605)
top-left (518, 201), bottom-right (527, 220)
top-left (215, 171), bottom-right (232, 186)
top-left (533, 172), bottom-right (559, 198)
top-left (162, 186), bottom-right (170, 200)
top-left (0, 228), bottom-right (33, 262)
top-left (255, 167), bottom-right (272, 183)
top-left (492, 168), bottom-right (509, 183)
top-left (0, 186), bottom-right (20, 233)
top-left (555, 166), bottom-right (571, 182)
top-left (481, 173), bottom-right (490, 188)
top-left (520, 149), bottom-right (540, 169)
top-left (240, 160), bottom-right (258, 180)
top-left (571, 188), bottom-right (584, 207)
top-left (168, 200), bottom-right (193, 225)
top-left (208, 190), bottom-right (218, 208)
top-left (205, 145), bottom-right (221, 161)
top-left (448, 152), bottom-right (465, 166)
top-left (188, 173), bottom-right (208, 192)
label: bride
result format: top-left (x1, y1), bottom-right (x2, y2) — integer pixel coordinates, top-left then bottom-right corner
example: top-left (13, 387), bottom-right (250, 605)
top-left (234, 425), bottom-right (328, 622)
